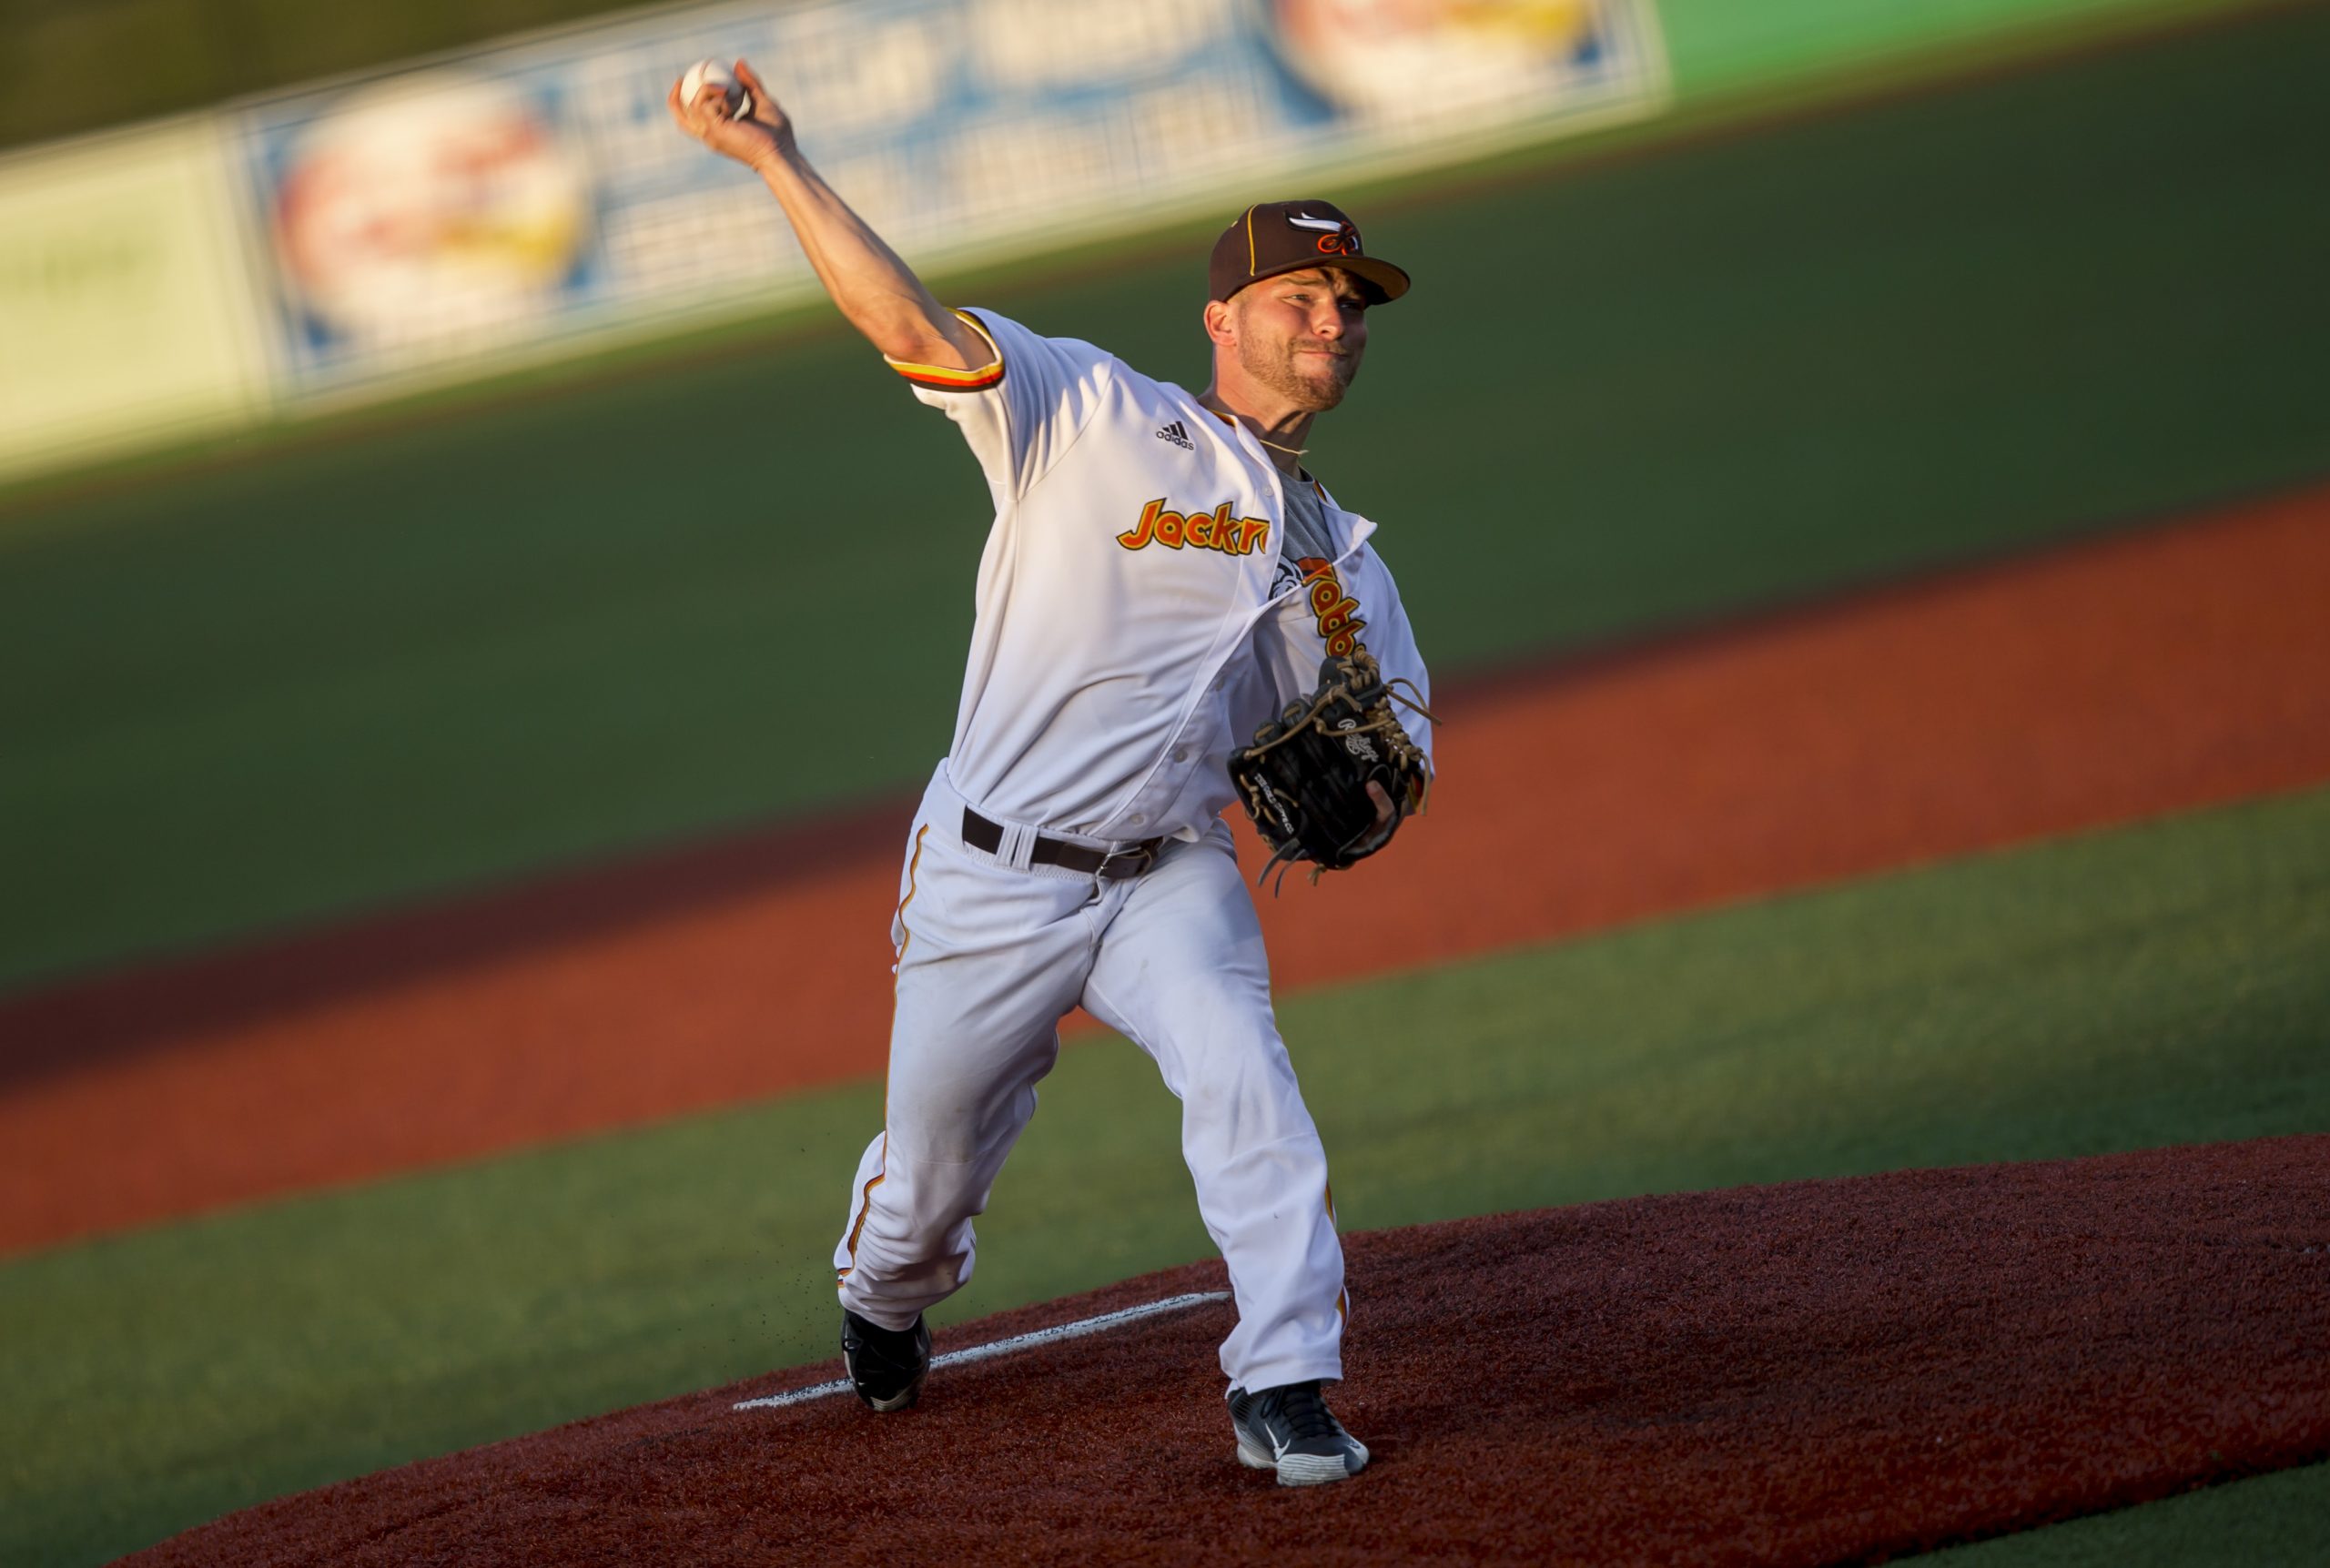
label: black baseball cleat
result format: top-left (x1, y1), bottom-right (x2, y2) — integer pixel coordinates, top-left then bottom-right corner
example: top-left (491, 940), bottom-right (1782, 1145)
top-left (840, 1308), bottom-right (930, 1412)
top-left (1227, 1381), bottom-right (1370, 1485)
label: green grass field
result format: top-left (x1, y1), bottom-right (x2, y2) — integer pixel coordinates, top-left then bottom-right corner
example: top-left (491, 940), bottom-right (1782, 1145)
top-left (1934, 1462), bottom-right (2330, 1566)
top-left (4, 2), bottom-right (2327, 994)
top-left (4, 785), bottom-right (2326, 1567)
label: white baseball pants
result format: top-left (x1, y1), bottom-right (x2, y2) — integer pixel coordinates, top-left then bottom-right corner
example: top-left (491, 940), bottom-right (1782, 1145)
top-left (834, 764), bottom-right (1346, 1392)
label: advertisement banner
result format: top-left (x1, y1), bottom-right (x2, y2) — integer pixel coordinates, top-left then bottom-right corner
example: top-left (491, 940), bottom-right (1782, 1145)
top-left (230, 0), bottom-right (1666, 400)
top-left (0, 120), bottom-right (266, 481)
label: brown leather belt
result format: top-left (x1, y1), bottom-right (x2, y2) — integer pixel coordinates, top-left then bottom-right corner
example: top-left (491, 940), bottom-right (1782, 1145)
top-left (961, 808), bottom-right (1163, 880)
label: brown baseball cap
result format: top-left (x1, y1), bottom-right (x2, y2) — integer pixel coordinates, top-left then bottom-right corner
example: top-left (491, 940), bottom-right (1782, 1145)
top-left (1209, 200), bottom-right (1411, 306)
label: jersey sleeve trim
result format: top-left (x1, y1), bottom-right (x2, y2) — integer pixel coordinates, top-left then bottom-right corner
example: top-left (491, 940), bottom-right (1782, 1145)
top-left (884, 311), bottom-right (1005, 392)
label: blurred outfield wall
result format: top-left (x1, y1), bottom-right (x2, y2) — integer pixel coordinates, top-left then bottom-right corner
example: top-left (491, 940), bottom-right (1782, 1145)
top-left (0, 0), bottom-right (2237, 484)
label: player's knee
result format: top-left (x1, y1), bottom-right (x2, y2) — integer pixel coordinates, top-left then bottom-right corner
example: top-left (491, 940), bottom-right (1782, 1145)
top-left (1183, 1014), bottom-right (1295, 1088)
top-left (1177, 1047), bottom-right (1310, 1144)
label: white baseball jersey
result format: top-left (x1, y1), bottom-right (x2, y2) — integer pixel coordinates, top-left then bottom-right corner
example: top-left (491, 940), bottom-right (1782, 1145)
top-left (887, 309), bottom-right (1433, 845)
top-left (835, 306), bottom-right (1433, 1399)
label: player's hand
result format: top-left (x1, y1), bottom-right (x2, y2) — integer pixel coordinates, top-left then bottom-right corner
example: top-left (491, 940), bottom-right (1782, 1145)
top-left (668, 59), bottom-right (794, 170)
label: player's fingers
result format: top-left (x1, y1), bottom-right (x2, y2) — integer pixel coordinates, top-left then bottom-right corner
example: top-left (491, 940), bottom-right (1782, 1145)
top-left (667, 78), bottom-right (705, 137)
top-left (736, 64), bottom-right (778, 124)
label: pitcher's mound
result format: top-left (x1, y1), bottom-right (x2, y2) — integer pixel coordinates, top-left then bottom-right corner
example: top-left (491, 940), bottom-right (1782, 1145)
top-left (134, 1137), bottom-right (2329, 1566)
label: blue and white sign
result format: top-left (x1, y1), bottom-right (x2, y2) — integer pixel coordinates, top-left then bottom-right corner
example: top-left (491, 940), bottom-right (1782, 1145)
top-left (232, 0), bottom-right (1665, 398)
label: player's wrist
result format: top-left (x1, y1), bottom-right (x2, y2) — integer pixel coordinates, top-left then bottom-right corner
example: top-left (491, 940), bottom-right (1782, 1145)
top-left (747, 140), bottom-right (799, 180)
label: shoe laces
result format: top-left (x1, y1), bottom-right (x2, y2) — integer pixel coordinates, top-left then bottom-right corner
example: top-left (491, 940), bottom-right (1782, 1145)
top-left (846, 1313), bottom-right (922, 1371)
top-left (1267, 1381), bottom-right (1337, 1442)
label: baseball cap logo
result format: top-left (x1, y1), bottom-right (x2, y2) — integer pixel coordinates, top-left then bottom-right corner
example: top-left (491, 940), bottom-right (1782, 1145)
top-left (1287, 210), bottom-right (1362, 257)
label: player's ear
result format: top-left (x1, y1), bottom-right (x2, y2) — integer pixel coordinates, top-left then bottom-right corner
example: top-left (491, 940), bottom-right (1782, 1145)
top-left (1203, 298), bottom-right (1236, 349)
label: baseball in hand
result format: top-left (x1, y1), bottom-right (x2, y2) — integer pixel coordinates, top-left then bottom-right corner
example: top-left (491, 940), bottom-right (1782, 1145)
top-left (680, 59), bottom-right (753, 121)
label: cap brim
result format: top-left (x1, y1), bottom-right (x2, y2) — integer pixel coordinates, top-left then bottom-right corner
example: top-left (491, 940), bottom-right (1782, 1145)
top-left (1332, 256), bottom-right (1412, 304)
top-left (1234, 253), bottom-right (1412, 305)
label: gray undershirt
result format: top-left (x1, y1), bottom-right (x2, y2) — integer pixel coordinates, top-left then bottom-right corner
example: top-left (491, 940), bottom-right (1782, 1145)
top-left (1277, 468), bottom-right (1336, 565)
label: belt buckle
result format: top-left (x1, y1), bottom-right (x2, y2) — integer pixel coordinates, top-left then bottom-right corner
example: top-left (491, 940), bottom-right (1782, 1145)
top-left (1096, 841), bottom-right (1156, 881)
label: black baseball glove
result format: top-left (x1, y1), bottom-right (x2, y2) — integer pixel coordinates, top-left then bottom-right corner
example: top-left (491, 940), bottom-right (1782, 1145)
top-left (1230, 650), bottom-right (1435, 888)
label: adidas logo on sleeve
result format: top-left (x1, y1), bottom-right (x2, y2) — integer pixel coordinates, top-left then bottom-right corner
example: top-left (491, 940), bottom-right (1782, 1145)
top-left (1155, 420), bottom-right (1193, 450)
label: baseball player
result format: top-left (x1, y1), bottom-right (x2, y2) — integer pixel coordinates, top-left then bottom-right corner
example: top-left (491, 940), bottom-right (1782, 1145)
top-left (673, 60), bottom-right (1433, 1486)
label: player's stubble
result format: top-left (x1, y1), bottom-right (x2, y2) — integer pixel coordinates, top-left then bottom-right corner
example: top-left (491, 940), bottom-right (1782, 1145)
top-left (1232, 298), bottom-right (1363, 413)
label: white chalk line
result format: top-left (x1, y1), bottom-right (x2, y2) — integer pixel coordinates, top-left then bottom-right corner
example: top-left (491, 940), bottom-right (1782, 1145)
top-left (733, 1290), bottom-right (1231, 1411)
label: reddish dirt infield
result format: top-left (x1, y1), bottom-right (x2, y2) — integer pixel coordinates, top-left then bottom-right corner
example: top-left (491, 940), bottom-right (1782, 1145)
top-left (5, 485), bottom-right (2330, 1255)
top-left (127, 1138), bottom-right (2330, 1567)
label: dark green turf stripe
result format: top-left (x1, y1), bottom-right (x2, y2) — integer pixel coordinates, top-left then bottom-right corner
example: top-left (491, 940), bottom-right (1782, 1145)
top-left (1915, 1461), bottom-right (2330, 1566)
top-left (2, 4), bottom-right (2325, 993)
top-left (3, 784), bottom-right (2325, 1566)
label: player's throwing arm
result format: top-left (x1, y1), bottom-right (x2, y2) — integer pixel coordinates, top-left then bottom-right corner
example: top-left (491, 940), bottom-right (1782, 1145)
top-left (666, 58), bottom-right (987, 372)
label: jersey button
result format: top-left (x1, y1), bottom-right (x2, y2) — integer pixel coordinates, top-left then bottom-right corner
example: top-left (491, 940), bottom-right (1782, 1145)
top-left (1172, 747), bottom-right (1190, 764)
top-left (1128, 814), bottom-right (1147, 826)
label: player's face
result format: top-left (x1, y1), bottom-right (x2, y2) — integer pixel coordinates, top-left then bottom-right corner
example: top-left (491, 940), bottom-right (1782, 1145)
top-left (1231, 268), bottom-right (1372, 412)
